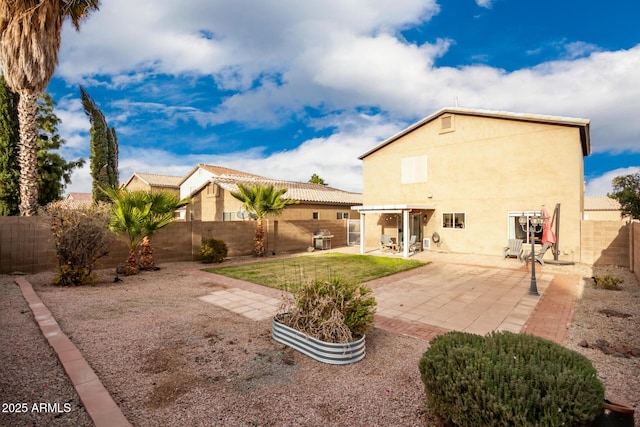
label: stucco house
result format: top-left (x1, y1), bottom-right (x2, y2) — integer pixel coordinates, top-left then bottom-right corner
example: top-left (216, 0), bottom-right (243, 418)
top-left (122, 172), bottom-right (183, 196)
top-left (583, 196), bottom-right (625, 221)
top-left (353, 107), bottom-right (590, 261)
top-left (185, 174), bottom-right (362, 222)
top-left (179, 164), bottom-right (266, 201)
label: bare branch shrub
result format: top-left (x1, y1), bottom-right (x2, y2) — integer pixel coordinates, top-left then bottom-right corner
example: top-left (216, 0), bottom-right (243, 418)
top-left (45, 201), bottom-right (115, 286)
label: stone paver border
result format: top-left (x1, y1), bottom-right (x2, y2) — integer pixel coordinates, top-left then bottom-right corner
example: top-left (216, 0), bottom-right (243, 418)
top-left (14, 277), bottom-right (131, 427)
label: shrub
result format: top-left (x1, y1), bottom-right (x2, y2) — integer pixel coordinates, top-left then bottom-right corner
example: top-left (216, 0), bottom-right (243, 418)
top-left (592, 275), bottom-right (623, 290)
top-left (199, 238), bottom-right (228, 263)
top-left (418, 331), bottom-right (605, 427)
top-left (279, 277), bottom-right (377, 343)
top-left (45, 201), bottom-right (114, 286)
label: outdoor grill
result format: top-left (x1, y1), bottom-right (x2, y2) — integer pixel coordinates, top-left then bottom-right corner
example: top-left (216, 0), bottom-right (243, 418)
top-left (312, 229), bottom-right (334, 250)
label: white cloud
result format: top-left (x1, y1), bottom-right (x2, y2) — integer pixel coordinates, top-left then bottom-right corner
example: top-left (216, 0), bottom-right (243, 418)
top-left (52, 0), bottom-right (640, 197)
top-left (585, 167), bottom-right (640, 196)
top-left (476, 0), bottom-right (493, 8)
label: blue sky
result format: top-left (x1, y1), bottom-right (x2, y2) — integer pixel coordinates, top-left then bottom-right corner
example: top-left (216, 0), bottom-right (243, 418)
top-left (36, 0), bottom-right (640, 195)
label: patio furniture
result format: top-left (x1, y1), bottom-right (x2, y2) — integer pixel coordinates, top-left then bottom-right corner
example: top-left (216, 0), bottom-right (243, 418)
top-left (407, 235), bottom-right (419, 253)
top-left (380, 234), bottom-right (394, 252)
top-left (503, 239), bottom-right (523, 262)
top-left (525, 242), bottom-right (550, 266)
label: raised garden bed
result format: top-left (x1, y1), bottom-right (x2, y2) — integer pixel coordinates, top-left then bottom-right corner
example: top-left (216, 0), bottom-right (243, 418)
top-left (272, 314), bottom-right (365, 365)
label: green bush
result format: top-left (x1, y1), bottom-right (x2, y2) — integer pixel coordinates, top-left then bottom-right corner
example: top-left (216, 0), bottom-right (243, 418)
top-left (418, 331), bottom-right (604, 427)
top-left (592, 275), bottom-right (623, 290)
top-left (199, 238), bottom-right (228, 263)
top-left (280, 277), bottom-right (377, 343)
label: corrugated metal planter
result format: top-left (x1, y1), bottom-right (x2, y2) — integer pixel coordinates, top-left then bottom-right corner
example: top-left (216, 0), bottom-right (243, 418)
top-left (272, 314), bottom-right (366, 365)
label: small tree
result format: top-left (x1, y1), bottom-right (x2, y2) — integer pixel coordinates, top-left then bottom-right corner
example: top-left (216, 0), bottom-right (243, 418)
top-left (46, 201), bottom-right (114, 286)
top-left (608, 172), bottom-right (640, 220)
top-left (231, 183), bottom-right (297, 257)
top-left (102, 187), bottom-right (189, 274)
top-left (137, 191), bottom-right (190, 271)
top-left (309, 173), bottom-right (328, 186)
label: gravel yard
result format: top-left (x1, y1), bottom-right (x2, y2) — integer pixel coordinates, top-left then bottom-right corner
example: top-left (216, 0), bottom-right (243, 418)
top-left (1, 260), bottom-right (638, 426)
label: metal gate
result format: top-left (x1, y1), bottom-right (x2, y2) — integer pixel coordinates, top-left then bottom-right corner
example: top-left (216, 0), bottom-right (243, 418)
top-left (347, 219), bottom-right (360, 246)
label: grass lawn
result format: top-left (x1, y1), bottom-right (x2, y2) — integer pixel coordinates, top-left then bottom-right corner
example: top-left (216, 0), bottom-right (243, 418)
top-left (203, 252), bottom-right (426, 289)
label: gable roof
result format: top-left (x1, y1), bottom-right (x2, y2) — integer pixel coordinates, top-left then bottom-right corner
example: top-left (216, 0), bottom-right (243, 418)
top-left (359, 107), bottom-right (591, 159)
top-left (584, 196), bottom-right (621, 211)
top-left (123, 172), bottom-right (183, 188)
top-left (179, 164), bottom-right (266, 185)
top-left (200, 176), bottom-right (363, 205)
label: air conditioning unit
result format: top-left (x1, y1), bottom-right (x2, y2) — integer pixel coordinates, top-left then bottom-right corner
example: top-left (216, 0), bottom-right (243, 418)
top-left (423, 237), bottom-right (431, 249)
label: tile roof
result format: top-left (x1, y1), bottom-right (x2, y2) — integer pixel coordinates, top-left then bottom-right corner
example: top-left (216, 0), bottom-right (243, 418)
top-left (584, 196), bottom-right (621, 211)
top-left (211, 176), bottom-right (363, 205)
top-left (128, 173), bottom-right (183, 188)
top-left (199, 164), bottom-right (266, 179)
top-left (60, 192), bottom-right (92, 209)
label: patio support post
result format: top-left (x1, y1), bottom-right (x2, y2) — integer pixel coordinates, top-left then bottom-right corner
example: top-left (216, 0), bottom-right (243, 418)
top-left (359, 213), bottom-right (365, 255)
top-left (403, 210), bottom-right (410, 258)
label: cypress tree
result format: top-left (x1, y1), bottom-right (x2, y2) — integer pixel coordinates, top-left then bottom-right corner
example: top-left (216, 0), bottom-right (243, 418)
top-left (0, 75), bottom-right (20, 215)
top-left (80, 86), bottom-right (118, 203)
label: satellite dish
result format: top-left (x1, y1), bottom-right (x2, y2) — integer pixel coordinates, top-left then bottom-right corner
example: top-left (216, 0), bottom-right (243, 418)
top-left (236, 210), bottom-right (249, 220)
top-left (249, 213), bottom-right (258, 220)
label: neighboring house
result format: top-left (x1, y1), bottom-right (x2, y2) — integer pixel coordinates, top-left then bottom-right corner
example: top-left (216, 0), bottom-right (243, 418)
top-left (185, 175), bottom-right (362, 222)
top-left (584, 196), bottom-right (625, 221)
top-left (179, 164), bottom-right (266, 201)
top-left (61, 192), bottom-right (92, 209)
top-left (354, 107), bottom-right (590, 260)
top-left (122, 172), bottom-right (183, 197)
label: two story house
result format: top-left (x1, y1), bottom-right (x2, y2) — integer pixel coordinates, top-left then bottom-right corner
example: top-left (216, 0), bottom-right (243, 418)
top-left (354, 107), bottom-right (590, 261)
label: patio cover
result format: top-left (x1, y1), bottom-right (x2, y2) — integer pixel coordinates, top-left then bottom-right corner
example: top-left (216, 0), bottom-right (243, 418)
top-left (352, 204), bottom-right (436, 258)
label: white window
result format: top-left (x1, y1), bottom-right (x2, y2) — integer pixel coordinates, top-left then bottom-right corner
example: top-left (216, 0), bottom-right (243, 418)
top-left (337, 212), bottom-right (349, 219)
top-left (508, 211), bottom-right (542, 244)
top-left (223, 211), bottom-right (237, 221)
top-left (313, 212), bottom-right (319, 220)
top-left (401, 155), bottom-right (428, 184)
top-left (443, 212), bottom-right (465, 229)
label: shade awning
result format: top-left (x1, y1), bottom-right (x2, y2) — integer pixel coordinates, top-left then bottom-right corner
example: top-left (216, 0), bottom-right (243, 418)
top-left (351, 204), bottom-right (436, 214)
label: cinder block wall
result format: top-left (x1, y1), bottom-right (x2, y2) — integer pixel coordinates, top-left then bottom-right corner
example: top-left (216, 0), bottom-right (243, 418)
top-left (580, 220), bottom-right (630, 267)
top-left (0, 217), bottom-right (350, 274)
top-left (632, 221), bottom-right (640, 283)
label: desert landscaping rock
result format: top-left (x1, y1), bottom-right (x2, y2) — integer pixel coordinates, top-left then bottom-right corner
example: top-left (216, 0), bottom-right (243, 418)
top-left (1, 260), bottom-right (639, 426)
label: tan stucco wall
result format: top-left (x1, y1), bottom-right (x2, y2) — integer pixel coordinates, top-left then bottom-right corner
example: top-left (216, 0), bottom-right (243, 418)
top-left (123, 176), bottom-right (180, 198)
top-left (123, 176), bottom-right (150, 192)
top-left (361, 113), bottom-right (585, 261)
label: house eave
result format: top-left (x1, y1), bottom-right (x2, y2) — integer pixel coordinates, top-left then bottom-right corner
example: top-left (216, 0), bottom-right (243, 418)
top-left (358, 107), bottom-right (591, 159)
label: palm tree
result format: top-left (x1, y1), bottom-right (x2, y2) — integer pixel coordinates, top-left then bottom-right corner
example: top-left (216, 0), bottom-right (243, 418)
top-left (231, 183), bottom-right (297, 257)
top-left (137, 191), bottom-right (190, 271)
top-left (0, 0), bottom-right (99, 216)
top-left (103, 187), bottom-right (190, 274)
top-left (102, 187), bottom-right (148, 276)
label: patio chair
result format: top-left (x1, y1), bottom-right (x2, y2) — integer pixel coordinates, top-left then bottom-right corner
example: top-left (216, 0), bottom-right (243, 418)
top-left (503, 239), bottom-right (523, 262)
top-left (407, 235), bottom-right (419, 253)
top-left (525, 242), bottom-right (550, 266)
top-left (380, 234), bottom-right (394, 252)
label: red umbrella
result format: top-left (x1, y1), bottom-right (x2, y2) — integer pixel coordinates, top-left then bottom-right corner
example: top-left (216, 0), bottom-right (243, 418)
top-left (541, 205), bottom-right (556, 245)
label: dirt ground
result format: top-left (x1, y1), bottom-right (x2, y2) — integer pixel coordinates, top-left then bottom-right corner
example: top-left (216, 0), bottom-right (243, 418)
top-left (1, 260), bottom-right (639, 426)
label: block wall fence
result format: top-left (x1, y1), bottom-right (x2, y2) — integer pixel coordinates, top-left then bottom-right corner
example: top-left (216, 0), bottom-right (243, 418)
top-left (0, 218), bottom-right (350, 274)
top-left (1, 217), bottom-right (637, 277)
